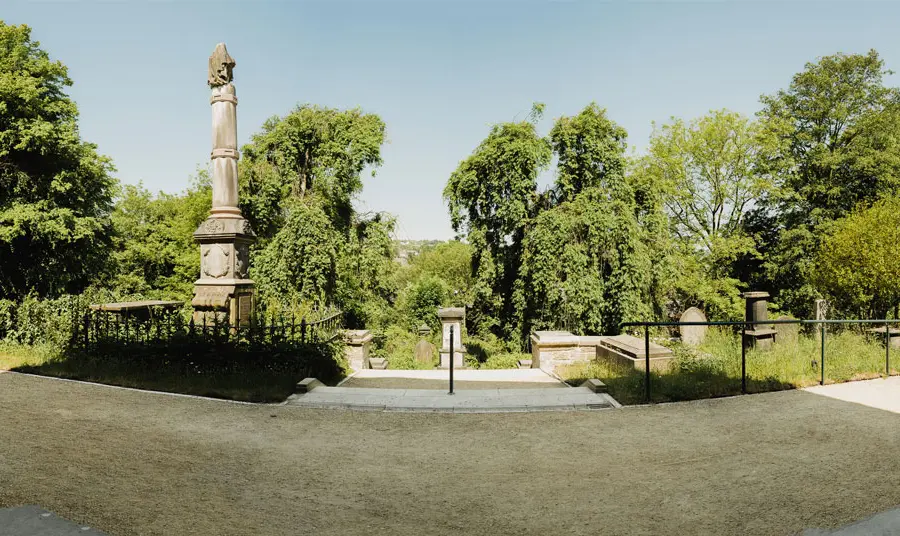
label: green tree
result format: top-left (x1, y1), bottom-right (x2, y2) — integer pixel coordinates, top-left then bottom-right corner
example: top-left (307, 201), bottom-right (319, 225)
top-left (444, 105), bottom-right (552, 338)
top-left (549, 103), bottom-right (629, 203)
top-left (633, 110), bottom-right (776, 318)
top-left (397, 240), bottom-right (472, 301)
top-left (239, 105), bottom-right (394, 327)
top-left (753, 50), bottom-right (900, 316)
top-left (240, 105), bottom-right (385, 237)
top-left (812, 197), bottom-right (900, 318)
top-left (107, 176), bottom-right (210, 299)
top-left (0, 22), bottom-right (117, 299)
top-left (516, 105), bottom-right (651, 338)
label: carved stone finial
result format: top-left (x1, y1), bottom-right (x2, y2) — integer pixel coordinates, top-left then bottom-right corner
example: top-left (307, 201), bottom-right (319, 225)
top-left (208, 43), bottom-right (235, 87)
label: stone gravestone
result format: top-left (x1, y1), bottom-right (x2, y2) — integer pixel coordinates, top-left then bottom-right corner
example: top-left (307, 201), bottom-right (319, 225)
top-left (679, 307), bottom-right (708, 346)
top-left (774, 316), bottom-right (799, 345)
top-left (414, 323), bottom-right (436, 366)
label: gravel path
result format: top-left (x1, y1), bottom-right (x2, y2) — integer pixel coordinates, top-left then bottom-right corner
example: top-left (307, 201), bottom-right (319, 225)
top-left (1, 372), bottom-right (899, 536)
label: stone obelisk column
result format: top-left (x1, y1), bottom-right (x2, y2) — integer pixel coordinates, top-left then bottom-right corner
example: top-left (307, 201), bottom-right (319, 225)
top-left (192, 43), bottom-right (256, 326)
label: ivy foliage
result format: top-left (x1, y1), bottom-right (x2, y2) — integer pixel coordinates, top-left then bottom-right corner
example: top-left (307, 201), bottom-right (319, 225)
top-left (444, 106), bottom-right (552, 339)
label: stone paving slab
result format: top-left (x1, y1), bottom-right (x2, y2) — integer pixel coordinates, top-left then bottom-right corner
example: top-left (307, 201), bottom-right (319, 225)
top-left (0, 505), bottom-right (106, 535)
top-left (804, 376), bottom-right (900, 414)
top-left (286, 385), bottom-right (620, 412)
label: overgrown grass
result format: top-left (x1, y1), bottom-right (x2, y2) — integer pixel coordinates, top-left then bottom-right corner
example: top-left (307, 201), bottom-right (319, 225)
top-left (4, 339), bottom-right (347, 403)
top-left (0, 341), bottom-right (60, 370)
top-left (559, 327), bottom-right (897, 405)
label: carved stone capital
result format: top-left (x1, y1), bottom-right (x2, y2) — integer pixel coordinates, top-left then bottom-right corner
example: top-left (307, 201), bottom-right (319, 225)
top-left (211, 148), bottom-right (240, 159)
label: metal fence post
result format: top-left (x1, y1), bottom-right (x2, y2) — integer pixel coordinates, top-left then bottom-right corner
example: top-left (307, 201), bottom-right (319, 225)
top-left (886, 321), bottom-right (891, 376)
top-left (741, 322), bottom-right (747, 394)
top-left (820, 323), bottom-right (826, 386)
top-left (644, 325), bottom-right (650, 403)
top-left (448, 325), bottom-right (455, 395)
top-left (83, 313), bottom-right (90, 349)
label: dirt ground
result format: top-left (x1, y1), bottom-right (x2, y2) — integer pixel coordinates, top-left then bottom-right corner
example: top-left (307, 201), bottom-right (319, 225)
top-left (1, 372), bottom-right (899, 536)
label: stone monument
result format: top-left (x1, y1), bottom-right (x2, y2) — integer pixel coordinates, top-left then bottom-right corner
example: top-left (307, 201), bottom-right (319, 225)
top-left (344, 329), bottom-right (373, 371)
top-left (192, 43), bottom-right (256, 325)
top-left (679, 307), bottom-right (708, 346)
top-left (741, 291), bottom-right (776, 350)
top-left (438, 308), bottom-right (466, 369)
top-left (414, 323), bottom-right (436, 366)
top-left (774, 315), bottom-right (799, 345)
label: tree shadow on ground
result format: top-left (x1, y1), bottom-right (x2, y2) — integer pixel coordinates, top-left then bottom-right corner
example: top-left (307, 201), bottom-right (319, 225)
top-left (14, 338), bottom-right (346, 403)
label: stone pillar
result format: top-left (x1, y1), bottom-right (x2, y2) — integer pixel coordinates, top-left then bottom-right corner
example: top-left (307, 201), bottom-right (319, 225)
top-left (741, 291), bottom-right (776, 350)
top-left (344, 330), bottom-right (373, 371)
top-left (438, 308), bottom-right (466, 369)
top-left (192, 43), bottom-right (256, 326)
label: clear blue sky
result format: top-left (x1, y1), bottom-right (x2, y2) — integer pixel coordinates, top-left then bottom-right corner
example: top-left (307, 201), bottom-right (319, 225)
top-left (5, 1), bottom-right (899, 239)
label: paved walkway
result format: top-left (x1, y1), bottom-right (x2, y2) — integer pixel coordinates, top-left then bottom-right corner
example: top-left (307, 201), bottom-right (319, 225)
top-left (286, 385), bottom-right (617, 412)
top-left (804, 376), bottom-right (900, 414)
top-left (287, 368), bottom-right (617, 412)
top-left (338, 367), bottom-right (569, 390)
top-left (0, 505), bottom-right (106, 535)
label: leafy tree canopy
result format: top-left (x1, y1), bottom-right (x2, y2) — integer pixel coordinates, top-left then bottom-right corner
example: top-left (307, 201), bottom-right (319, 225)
top-left (812, 196), bottom-right (900, 319)
top-left (0, 22), bottom-right (116, 299)
top-left (240, 105), bottom-right (385, 237)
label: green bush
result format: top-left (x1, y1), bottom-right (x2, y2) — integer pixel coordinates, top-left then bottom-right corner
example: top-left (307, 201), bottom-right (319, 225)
top-left (481, 353), bottom-right (529, 369)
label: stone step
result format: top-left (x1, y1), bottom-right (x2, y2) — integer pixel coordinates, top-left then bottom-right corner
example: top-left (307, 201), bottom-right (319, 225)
top-left (369, 357), bottom-right (388, 370)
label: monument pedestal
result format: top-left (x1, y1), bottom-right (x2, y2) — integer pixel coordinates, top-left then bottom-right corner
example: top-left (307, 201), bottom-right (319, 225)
top-left (439, 350), bottom-right (466, 369)
top-left (191, 216), bottom-right (256, 326)
top-left (437, 307), bottom-right (466, 369)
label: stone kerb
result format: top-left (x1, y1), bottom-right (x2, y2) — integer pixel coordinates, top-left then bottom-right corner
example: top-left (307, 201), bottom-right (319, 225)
top-left (345, 329), bottom-right (373, 371)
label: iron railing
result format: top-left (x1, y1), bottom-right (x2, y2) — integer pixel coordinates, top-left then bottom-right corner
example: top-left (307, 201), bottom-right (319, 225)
top-left (76, 307), bottom-right (344, 350)
top-left (620, 318), bottom-right (900, 403)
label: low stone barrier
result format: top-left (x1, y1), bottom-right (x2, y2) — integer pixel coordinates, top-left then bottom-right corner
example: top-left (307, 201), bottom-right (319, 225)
top-left (531, 330), bottom-right (675, 374)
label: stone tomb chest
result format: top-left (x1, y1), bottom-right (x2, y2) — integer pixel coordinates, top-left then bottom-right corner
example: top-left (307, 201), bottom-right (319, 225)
top-left (596, 334), bottom-right (675, 372)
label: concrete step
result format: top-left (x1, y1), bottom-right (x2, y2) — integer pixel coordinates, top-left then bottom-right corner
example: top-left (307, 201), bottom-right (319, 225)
top-left (517, 359), bottom-right (532, 369)
top-left (369, 357), bottom-right (388, 370)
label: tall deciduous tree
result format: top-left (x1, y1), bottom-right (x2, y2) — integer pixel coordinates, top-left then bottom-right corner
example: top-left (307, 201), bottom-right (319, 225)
top-left (752, 50), bottom-right (900, 316)
top-left (240, 105), bottom-right (385, 237)
top-left (633, 110), bottom-right (776, 318)
top-left (239, 105), bottom-right (394, 326)
top-left (812, 197), bottom-right (900, 319)
top-left (516, 105), bottom-right (651, 338)
top-left (0, 22), bottom-right (117, 299)
top-left (443, 105), bottom-right (552, 338)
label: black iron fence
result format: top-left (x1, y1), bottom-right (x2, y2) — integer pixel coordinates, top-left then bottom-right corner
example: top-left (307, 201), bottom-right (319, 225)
top-left (75, 307), bottom-right (343, 351)
top-left (620, 318), bottom-right (900, 403)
